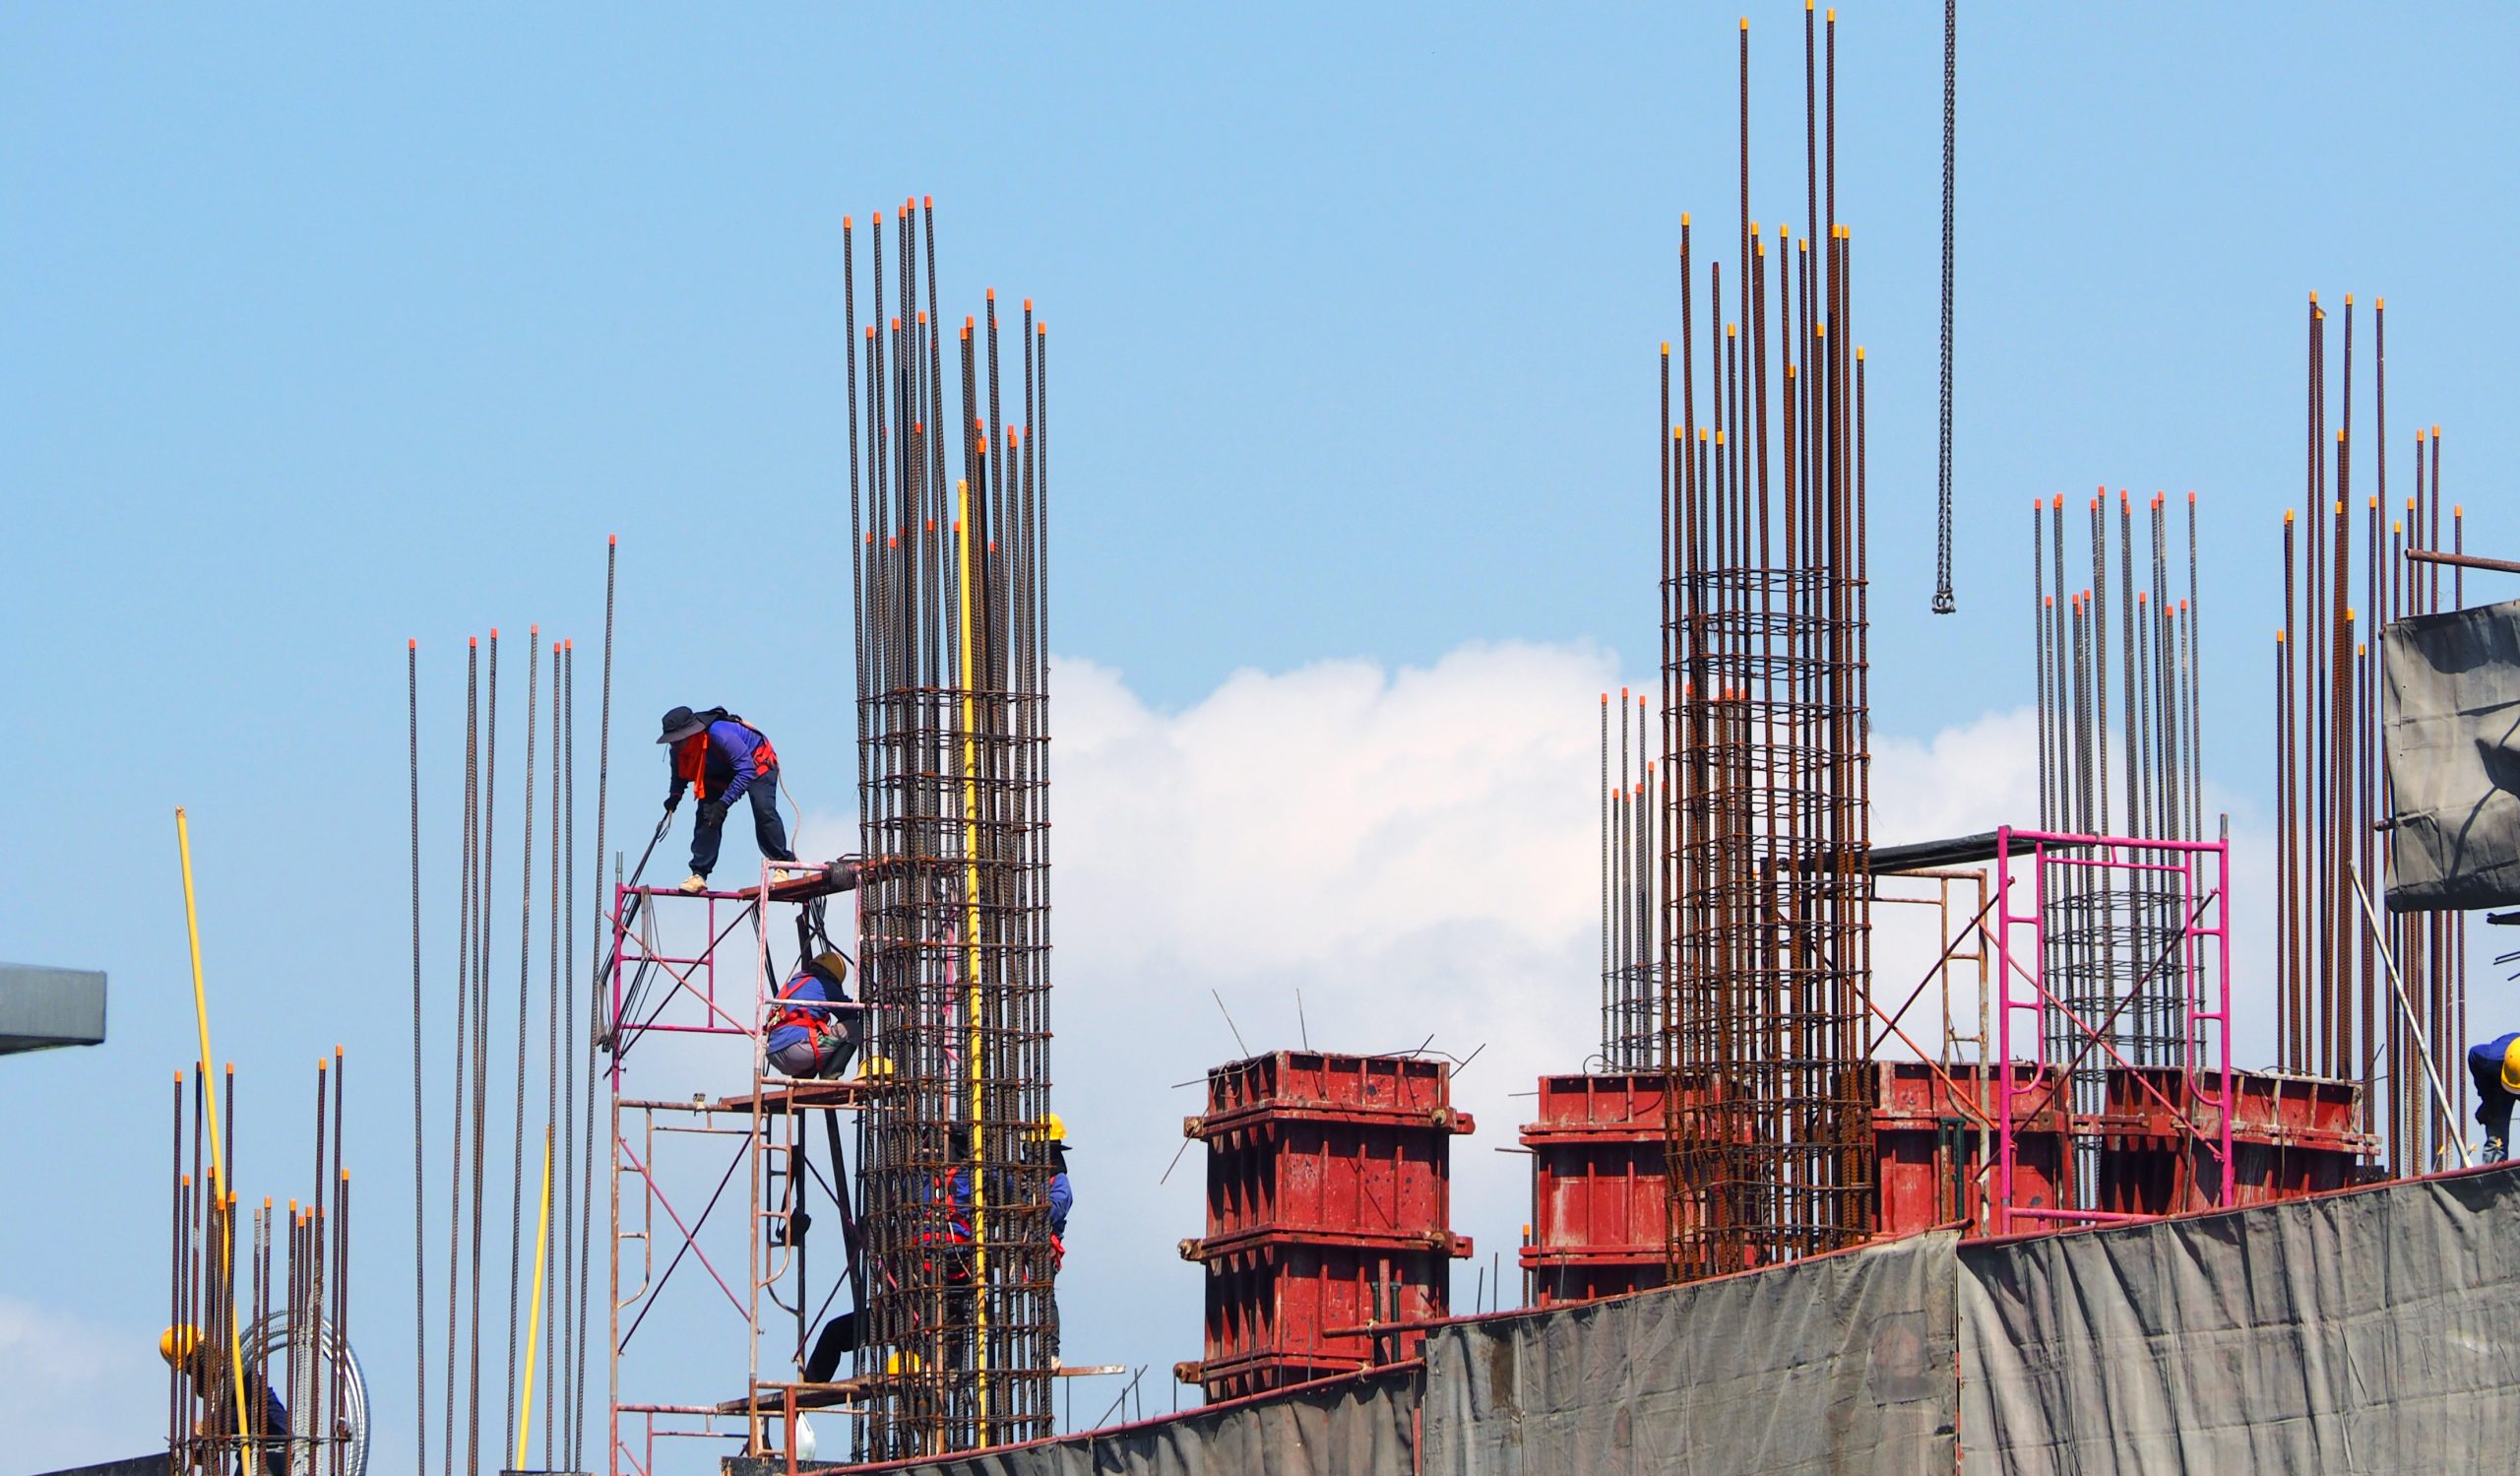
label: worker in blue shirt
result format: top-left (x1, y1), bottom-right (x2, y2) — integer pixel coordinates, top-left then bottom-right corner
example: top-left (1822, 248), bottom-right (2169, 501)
top-left (765, 951), bottom-right (858, 1080)
top-left (659, 704), bottom-right (797, 892)
top-left (2469, 1033), bottom-right (2520, 1164)
top-left (163, 1324), bottom-right (290, 1476)
top-left (1038, 1114), bottom-right (1074, 1366)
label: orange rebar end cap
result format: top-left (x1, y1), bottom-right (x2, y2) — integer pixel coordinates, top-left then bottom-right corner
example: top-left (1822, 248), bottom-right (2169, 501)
top-left (916, 310), bottom-right (927, 325)
top-left (2285, 509), bottom-right (2295, 523)
top-left (2137, 590), bottom-right (2147, 604)
top-left (2090, 497), bottom-right (2100, 511)
top-left (2456, 504), bottom-right (2465, 517)
top-left (923, 194), bottom-right (932, 208)
top-left (2188, 489), bottom-right (2196, 503)
top-left (986, 287), bottom-right (996, 300)
top-left (489, 627), bottom-right (497, 639)
top-left (2345, 292), bottom-right (2353, 305)
top-left (1038, 322), bottom-right (1046, 335)
top-left (1661, 341), bottom-right (1670, 355)
top-left (2277, 630), bottom-right (2286, 643)
top-left (408, 638), bottom-right (416, 651)
top-left (844, 216), bottom-right (851, 229)
top-left (891, 317), bottom-right (900, 331)
top-left (1740, 17), bottom-right (1748, 29)
top-left (2375, 296), bottom-right (2384, 309)
top-left (610, 533), bottom-right (617, 545)
top-left (1024, 297), bottom-right (1033, 312)
top-left (1857, 346), bottom-right (1865, 359)
top-left (2051, 493), bottom-right (2063, 510)
top-left (2433, 423), bottom-right (2443, 436)
top-left (2394, 520), bottom-right (2404, 535)
top-left (564, 638), bottom-right (572, 651)
top-left (470, 636), bottom-right (477, 649)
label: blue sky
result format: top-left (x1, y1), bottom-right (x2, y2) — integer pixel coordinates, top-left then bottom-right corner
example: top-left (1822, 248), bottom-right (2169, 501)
top-left (7, 4), bottom-right (2519, 1469)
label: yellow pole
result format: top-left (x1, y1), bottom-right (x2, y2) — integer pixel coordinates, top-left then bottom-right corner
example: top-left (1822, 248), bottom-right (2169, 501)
top-left (955, 480), bottom-right (991, 1432)
top-left (515, 1127), bottom-right (555, 1470)
top-left (175, 807), bottom-right (254, 1458)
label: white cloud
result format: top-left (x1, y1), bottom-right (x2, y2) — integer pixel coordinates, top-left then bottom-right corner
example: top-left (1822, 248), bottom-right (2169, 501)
top-left (780, 653), bottom-right (2267, 1416)
top-left (0, 1295), bottom-right (160, 1470)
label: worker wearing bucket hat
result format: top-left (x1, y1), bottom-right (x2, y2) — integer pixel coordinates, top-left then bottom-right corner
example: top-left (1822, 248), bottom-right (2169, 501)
top-left (2466, 1032), bottom-right (2520, 1164)
top-left (659, 704), bottom-right (797, 892)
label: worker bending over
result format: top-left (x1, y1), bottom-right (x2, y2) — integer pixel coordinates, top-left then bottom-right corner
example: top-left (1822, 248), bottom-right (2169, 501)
top-left (162, 1324), bottom-right (290, 1476)
top-left (767, 951), bottom-right (859, 1080)
top-left (2470, 1032), bottom-right (2520, 1164)
top-left (659, 705), bottom-right (796, 893)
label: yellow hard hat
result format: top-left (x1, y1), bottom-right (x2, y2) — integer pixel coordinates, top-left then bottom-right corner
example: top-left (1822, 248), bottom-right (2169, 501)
top-left (808, 951), bottom-right (850, 988)
top-left (860, 1056), bottom-right (895, 1080)
top-left (1029, 1112), bottom-right (1066, 1144)
top-left (2500, 1038), bottom-right (2520, 1096)
top-left (159, 1325), bottom-right (203, 1364)
top-left (884, 1349), bottom-right (925, 1376)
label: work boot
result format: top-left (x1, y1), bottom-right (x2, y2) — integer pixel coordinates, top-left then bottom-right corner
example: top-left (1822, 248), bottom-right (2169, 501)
top-left (678, 873), bottom-right (708, 894)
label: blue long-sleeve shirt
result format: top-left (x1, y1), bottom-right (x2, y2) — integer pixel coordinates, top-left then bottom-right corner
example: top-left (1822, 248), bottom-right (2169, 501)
top-left (766, 971), bottom-right (834, 1055)
top-left (1047, 1168), bottom-right (1072, 1239)
top-left (2471, 1032), bottom-right (2520, 1139)
top-left (667, 719), bottom-right (773, 805)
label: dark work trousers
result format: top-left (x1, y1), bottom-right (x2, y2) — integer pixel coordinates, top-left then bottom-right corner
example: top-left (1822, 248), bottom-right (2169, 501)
top-left (691, 765), bottom-right (796, 877)
top-left (2471, 1050), bottom-right (2515, 1162)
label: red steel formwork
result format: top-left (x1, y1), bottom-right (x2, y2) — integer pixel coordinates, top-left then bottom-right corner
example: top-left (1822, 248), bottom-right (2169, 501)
top-left (1872, 1059), bottom-right (2071, 1241)
top-left (1175, 1053), bottom-right (1473, 1401)
top-left (2096, 1065), bottom-right (2376, 1217)
top-left (1521, 1073), bottom-right (1670, 1307)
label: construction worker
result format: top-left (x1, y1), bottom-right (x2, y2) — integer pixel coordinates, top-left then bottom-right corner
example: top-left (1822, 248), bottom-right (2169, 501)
top-left (2469, 1032), bottom-right (2520, 1163)
top-left (1037, 1114), bottom-right (1074, 1367)
top-left (767, 950), bottom-right (859, 1081)
top-left (659, 705), bottom-right (796, 893)
top-left (161, 1324), bottom-right (290, 1476)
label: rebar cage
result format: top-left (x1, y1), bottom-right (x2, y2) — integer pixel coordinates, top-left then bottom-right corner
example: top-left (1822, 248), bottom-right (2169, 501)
top-left (844, 197), bottom-right (1058, 1460)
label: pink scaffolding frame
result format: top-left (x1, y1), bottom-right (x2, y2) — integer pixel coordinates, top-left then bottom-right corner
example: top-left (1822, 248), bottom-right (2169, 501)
top-left (1991, 826), bottom-right (2234, 1234)
top-left (605, 860), bottom-right (873, 1476)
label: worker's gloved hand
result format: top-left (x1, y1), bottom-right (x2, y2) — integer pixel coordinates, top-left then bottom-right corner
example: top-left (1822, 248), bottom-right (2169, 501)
top-left (698, 799), bottom-right (729, 828)
top-left (663, 794), bottom-right (681, 815)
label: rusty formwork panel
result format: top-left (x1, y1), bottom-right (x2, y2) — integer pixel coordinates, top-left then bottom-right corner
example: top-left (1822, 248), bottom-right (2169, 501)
top-left (1872, 1059), bottom-right (2071, 1242)
top-left (1176, 1052), bottom-right (1473, 1400)
top-left (2097, 1065), bottom-right (2376, 1217)
top-left (1521, 1072), bottom-right (1670, 1308)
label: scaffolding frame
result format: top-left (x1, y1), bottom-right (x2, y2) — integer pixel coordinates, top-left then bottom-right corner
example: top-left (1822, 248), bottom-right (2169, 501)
top-left (604, 859), bottom-right (875, 1475)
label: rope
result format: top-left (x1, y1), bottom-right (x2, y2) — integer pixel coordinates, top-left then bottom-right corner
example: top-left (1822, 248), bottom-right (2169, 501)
top-left (1932, 0), bottom-right (1958, 614)
top-left (467, 632), bottom-right (498, 1476)
top-left (504, 635), bottom-right (540, 1461)
top-left (575, 540), bottom-right (616, 1470)
top-left (407, 640), bottom-right (428, 1476)
top-left (442, 641), bottom-right (476, 1476)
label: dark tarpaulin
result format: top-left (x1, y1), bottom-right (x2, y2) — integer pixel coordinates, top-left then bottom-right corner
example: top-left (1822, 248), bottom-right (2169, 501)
top-left (2381, 598), bottom-right (2520, 911)
top-left (776, 1369), bottom-right (1418, 1476)
top-left (1418, 1231), bottom-right (1959, 1476)
top-left (1958, 1166), bottom-right (2520, 1473)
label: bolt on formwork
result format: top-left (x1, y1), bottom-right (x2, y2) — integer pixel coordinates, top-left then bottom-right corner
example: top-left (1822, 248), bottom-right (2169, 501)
top-left (1659, 9), bottom-right (1877, 1285)
top-left (844, 197), bottom-right (1058, 1461)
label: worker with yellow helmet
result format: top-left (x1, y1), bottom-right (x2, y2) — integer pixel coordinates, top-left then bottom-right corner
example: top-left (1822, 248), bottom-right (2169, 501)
top-left (2467, 1034), bottom-right (2520, 1164)
top-left (160, 1324), bottom-right (292, 1475)
top-left (1031, 1112), bottom-right (1074, 1366)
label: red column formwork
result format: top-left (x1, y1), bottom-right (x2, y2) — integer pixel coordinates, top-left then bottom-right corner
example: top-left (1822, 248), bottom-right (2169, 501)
top-left (1872, 1059), bottom-right (2072, 1240)
top-left (1175, 1052), bottom-right (1475, 1402)
top-left (2097, 1064), bottom-right (2376, 1216)
top-left (1520, 1072), bottom-right (1670, 1307)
